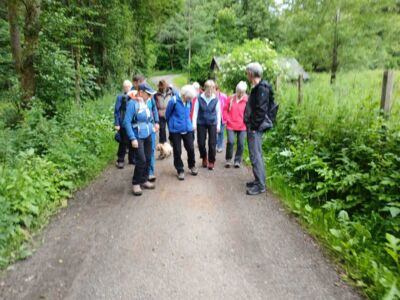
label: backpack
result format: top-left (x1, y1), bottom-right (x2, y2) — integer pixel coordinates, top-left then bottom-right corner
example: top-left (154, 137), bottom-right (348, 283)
top-left (266, 82), bottom-right (279, 125)
top-left (120, 94), bottom-right (128, 122)
top-left (258, 82), bottom-right (279, 132)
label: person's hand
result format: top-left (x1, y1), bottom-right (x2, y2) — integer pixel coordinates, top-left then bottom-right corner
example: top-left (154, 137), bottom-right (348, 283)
top-left (193, 126), bottom-right (196, 131)
top-left (154, 123), bottom-right (160, 132)
top-left (131, 140), bottom-right (139, 148)
top-left (115, 125), bottom-right (120, 131)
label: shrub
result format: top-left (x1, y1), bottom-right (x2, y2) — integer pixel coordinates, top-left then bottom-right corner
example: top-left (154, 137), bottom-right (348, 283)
top-left (218, 39), bottom-right (279, 93)
top-left (0, 95), bottom-right (115, 268)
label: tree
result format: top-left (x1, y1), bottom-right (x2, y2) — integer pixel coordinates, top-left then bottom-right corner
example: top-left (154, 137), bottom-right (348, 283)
top-left (7, 0), bottom-right (41, 108)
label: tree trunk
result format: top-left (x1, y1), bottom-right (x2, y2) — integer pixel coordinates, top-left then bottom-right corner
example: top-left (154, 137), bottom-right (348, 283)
top-left (330, 8), bottom-right (340, 84)
top-left (7, 0), bottom-right (22, 73)
top-left (73, 47), bottom-right (81, 104)
top-left (7, 0), bottom-right (40, 108)
top-left (21, 0), bottom-right (41, 105)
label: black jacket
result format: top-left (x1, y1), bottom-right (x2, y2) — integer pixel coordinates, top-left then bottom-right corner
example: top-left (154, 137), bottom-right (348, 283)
top-left (244, 80), bottom-right (270, 131)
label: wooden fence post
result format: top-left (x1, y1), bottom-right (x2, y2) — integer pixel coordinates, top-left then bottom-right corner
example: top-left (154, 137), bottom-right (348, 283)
top-left (274, 76), bottom-right (280, 93)
top-left (381, 70), bottom-right (394, 116)
top-left (297, 74), bottom-right (303, 105)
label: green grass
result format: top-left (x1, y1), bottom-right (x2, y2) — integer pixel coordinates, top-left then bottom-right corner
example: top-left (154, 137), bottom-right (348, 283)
top-left (255, 70), bottom-right (400, 299)
top-left (172, 73), bottom-right (189, 88)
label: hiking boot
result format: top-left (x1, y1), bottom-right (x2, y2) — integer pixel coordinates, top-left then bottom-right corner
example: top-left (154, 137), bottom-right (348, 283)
top-left (202, 158), bottom-right (208, 168)
top-left (177, 172), bottom-right (185, 181)
top-left (190, 167), bottom-right (198, 176)
top-left (246, 180), bottom-right (257, 188)
top-left (148, 175), bottom-right (156, 182)
top-left (225, 160), bottom-right (233, 168)
top-left (246, 185), bottom-right (266, 196)
top-left (132, 185), bottom-right (142, 196)
top-left (234, 161), bottom-right (241, 168)
top-left (141, 181), bottom-right (155, 190)
top-left (208, 162), bottom-right (215, 170)
top-left (115, 161), bottom-right (124, 169)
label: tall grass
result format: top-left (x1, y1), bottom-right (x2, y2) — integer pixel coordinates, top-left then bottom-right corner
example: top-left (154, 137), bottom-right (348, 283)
top-left (263, 70), bottom-right (400, 299)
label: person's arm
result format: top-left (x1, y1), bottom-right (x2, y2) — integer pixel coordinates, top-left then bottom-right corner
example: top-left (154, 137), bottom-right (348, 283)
top-left (114, 95), bottom-right (121, 127)
top-left (165, 98), bottom-right (174, 122)
top-left (151, 97), bottom-right (159, 124)
top-left (251, 85), bottom-right (269, 130)
top-left (223, 96), bottom-right (230, 125)
top-left (192, 98), bottom-right (199, 129)
top-left (123, 101), bottom-right (137, 141)
top-left (216, 98), bottom-right (221, 132)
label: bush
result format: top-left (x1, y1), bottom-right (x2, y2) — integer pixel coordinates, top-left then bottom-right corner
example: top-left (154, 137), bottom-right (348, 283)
top-left (0, 95), bottom-right (115, 268)
top-left (218, 39), bottom-right (279, 93)
top-left (260, 70), bottom-right (400, 299)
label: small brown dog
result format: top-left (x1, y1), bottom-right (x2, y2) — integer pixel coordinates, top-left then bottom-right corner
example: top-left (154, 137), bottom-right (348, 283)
top-left (156, 142), bottom-right (173, 159)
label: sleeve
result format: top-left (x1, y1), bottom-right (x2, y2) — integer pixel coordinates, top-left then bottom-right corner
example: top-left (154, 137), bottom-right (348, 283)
top-left (223, 96), bottom-right (230, 125)
top-left (114, 95), bottom-right (121, 126)
top-left (151, 98), bottom-right (159, 123)
top-left (216, 99), bottom-right (222, 131)
top-left (165, 97), bottom-right (174, 121)
top-left (123, 101), bottom-right (137, 141)
top-left (251, 86), bottom-right (269, 130)
top-left (192, 98), bottom-right (199, 128)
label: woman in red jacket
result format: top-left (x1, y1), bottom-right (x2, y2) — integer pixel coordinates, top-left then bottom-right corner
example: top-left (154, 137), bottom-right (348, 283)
top-left (223, 81), bottom-right (248, 168)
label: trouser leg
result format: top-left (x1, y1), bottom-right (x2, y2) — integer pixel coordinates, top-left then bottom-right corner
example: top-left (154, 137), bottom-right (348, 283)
top-left (149, 132), bottom-right (156, 176)
top-left (217, 122), bottom-right (225, 150)
top-left (117, 128), bottom-right (128, 162)
top-left (182, 132), bottom-right (195, 169)
top-left (170, 133), bottom-right (184, 173)
top-left (234, 131), bottom-right (246, 163)
top-left (197, 125), bottom-right (207, 159)
top-left (132, 139), bottom-right (146, 185)
top-left (208, 125), bottom-right (217, 163)
top-left (225, 129), bottom-right (235, 161)
top-left (142, 135), bottom-right (153, 183)
top-left (159, 117), bottom-right (167, 144)
top-left (247, 131), bottom-right (266, 188)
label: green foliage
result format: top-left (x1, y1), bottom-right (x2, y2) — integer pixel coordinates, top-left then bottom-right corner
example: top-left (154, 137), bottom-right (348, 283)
top-left (218, 39), bottom-right (279, 93)
top-left (259, 70), bottom-right (400, 299)
top-left (0, 95), bottom-right (115, 268)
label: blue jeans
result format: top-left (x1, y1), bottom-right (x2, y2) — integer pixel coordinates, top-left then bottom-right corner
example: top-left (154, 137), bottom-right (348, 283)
top-left (150, 132), bottom-right (156, 176)
top-left (217, 122), bottom-right (225, 150)
top-left (247, 130), bottom-right (266, 189)
top-left (226, 130), bottom-right (246, 163)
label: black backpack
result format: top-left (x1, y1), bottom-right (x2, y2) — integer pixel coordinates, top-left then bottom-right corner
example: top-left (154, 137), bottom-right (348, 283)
top-left (258, 81), bottom-right (279, 132)
top-left (266, 82), bottom-right (279, 125)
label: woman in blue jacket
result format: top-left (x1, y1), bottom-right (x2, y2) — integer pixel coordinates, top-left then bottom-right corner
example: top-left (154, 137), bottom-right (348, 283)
top-left (165, 85), bottom-right (198, 180)
top-left (124, 83), bottom-right (159, 196)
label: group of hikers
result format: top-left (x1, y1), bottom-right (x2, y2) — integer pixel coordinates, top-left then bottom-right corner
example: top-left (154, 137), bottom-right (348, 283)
top-left (114, 62), bottom-right (277, 197)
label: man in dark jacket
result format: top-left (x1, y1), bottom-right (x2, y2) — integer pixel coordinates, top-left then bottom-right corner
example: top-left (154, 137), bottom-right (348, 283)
top-left (244, 62), bottom-right (269, 195)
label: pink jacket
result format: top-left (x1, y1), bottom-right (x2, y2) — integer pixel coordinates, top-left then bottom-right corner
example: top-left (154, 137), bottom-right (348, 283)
top-left (223, 94), bottom-right (248, 131)
top-left (218, 92), bottom-right (228, 124)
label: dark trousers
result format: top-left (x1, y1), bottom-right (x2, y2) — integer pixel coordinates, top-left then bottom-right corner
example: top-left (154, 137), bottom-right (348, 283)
top-left (226, 130), bottom-right (246, 163)
top-left (117, 127), bottom-right (135, 163)
top-left (159, 116), bottom-right (167, 144)
top-left (170, 132), bottom-right (196, 174)
top-left (197, 124), bottom-right (217, 163)
top-left (247, 130), bottom-right (266, 189)
top-left (132, 135), bottom-right (152, 185)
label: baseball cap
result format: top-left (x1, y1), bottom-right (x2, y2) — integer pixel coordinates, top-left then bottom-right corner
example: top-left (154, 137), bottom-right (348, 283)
top-left (138, 83), bottom-right (156, 95)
